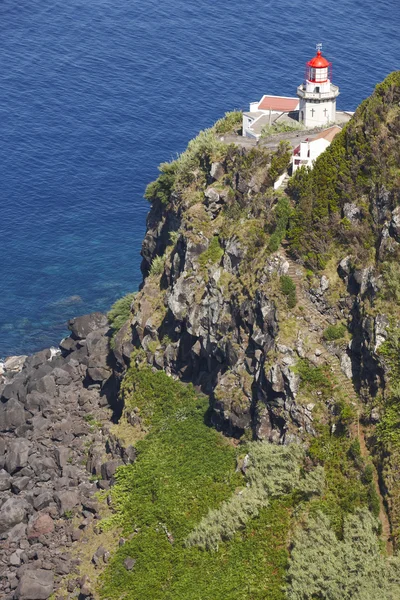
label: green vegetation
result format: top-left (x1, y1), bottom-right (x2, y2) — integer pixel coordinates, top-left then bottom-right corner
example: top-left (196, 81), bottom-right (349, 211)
top-left (261, 120), bottom-right (303, 138)
top-left (186, 443), bottom-right (323, 550)
top-left (376, 328), bottom-right (400, 447)
top-left (323, 323), bottom-right (347, 341)
top-left (144, 161), bottom-right (177, 205)
top-left (108, 292), bottom-right (136, 345)
top-left (380, 262), bottom-right (400, 304)
top-left (214, 110), bottom-right (243, 135)
top-left (268, 195), bottom-right (292, 252)
top-left (295, 359), bottom-right (333, 395)
top-left (269, 141), bottom-right (292, 182)
top-left (149, 254), bottom-right (166, 276)
top-left (288, 72), bottom-right (400, 269)
top-left (287, 509), bottom-right (400, 600)
top-left (99, 367), bottom-right (298, 600)
top-left (280, 275), bottom-right (297, 308)
top-left (308, 426), bottom-right (371, 535)
top-left (198, 235), bottom-right (224, 270)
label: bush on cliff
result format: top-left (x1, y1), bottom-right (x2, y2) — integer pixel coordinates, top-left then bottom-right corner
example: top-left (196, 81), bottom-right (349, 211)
top-left (287, 509), bottom-right (400, 600)
top-left (108, 292), bottom-right (136, 341)
top-left (280, 275), bottom-right (297, 308)
top-left (214, 110), bottom-right (243, 135)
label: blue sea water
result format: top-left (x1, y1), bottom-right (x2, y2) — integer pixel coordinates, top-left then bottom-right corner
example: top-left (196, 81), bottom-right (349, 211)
top-left (1, 0), bottom-right (399, 356)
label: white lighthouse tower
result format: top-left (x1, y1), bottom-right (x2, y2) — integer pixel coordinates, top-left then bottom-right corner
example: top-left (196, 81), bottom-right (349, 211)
top-left (297, 44), bottom-right (339, 128)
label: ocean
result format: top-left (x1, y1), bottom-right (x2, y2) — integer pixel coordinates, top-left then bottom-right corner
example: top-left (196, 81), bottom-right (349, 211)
top-left (1, 0), bottom-right (399, 356)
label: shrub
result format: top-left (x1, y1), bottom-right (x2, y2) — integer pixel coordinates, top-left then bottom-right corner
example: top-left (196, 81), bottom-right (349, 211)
top-left (380, 261), bottom-right (400, 303)
top-left (280, 275), bottom-right (297, 308)
top-left (269, 141), bottom-right (292, 182)
top-left (108, 292), bottom-right (136, 339)
top-left (323, 323), bottom-right (347, 341)
top-left (268, 196), bottom-right (292, 252)
top-left (214, 111), bottom-right (243, 135)
top-left (286, 509), bottom-right (400, 600)
top-left (336, 398), bottom-right (356, 426)
top-left (144, 161), bottom-right (177, 204)
top-left (199, 236), bottom-right (224, 270)
top-left (149, 254), bottom-right (166, 276)
top-left (295, 359), bottom-right (333, 394)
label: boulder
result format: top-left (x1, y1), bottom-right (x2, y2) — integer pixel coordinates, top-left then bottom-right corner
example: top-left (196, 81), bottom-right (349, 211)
top-left (0, 498), bottom-right (28, 534)
top-left (33, 491), bottom-right (54, 511)
top-left (0, 469), bottom-right (11, 491)
top-left (374, 314), bottom-right (389, 351)
top-left (68, 312), bottom-right (108, 341)
top-left (340, 353), bottom-right (353, 380)
top-left (16, 569), bottom-right (54, 600)
top-left (101, 460), bottom-right (123, 481)
top-left (5, 439), bottom-right (31, 474)
top-left (27, 513), bottom-right (54, 539)
top-left (24, 349), bottom-right (51, 370)
top-left (11, 476), bottom-right (31, 494)
top-left (52, 367), bottom-right (72, 386)
top-left (59, 336), bottom-right (79, 356)
top-left (55, 490), bottom-right (80, 514)
top-left (124, 557), bottom-right (136, 571)
top-left (0, 398), bottom-right (26, 432)
top-left (210, 161), bottom-right (225, 181)
top-left (1, 377), bottom-right (27, 403)
top-left (338, 256), bottom-right (352, 279)
top-left (3, 355), bottom-right (27, 374)
top-left (343, 202), bottom-right (361, 223)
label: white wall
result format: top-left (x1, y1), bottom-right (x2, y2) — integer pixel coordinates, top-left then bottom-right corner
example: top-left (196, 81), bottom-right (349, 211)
top-left (299, 98), bottom-right (336, 127)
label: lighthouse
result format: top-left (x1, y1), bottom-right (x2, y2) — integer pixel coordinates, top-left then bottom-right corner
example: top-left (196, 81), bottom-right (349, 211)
top-left (297, 44), bottom-right (339, 128)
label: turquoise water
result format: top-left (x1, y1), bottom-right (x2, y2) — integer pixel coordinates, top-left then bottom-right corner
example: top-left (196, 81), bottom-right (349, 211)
top-left (1, 0), bottom-right (399, 355)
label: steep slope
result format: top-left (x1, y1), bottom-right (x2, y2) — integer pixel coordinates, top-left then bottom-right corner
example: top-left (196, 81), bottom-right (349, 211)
top-left (286, 71), bottom-right (400, 549)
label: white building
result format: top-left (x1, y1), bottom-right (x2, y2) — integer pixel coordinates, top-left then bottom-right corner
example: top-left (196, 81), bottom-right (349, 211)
top-left (291, 125), bottom-right (342, 173)
top-left (297, 44), bottom-right (339, 127)
top-left (242, 44), bottom-right (351, 138)
top-left (243, 95), bottom-right (299, 139)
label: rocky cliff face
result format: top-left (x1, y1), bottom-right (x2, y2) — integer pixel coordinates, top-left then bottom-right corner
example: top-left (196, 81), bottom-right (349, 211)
top-left (114, 129), bottom-right (351, 448)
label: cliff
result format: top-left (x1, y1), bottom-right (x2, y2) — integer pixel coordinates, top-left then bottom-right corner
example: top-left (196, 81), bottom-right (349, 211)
top-left (2, 76), bottom-right (400, 599)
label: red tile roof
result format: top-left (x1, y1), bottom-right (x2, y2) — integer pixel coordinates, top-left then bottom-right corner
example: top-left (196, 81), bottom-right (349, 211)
top-left (310, 125), bottom-right (342, 143)
top-left (258, 95), bottom-right (299, 112)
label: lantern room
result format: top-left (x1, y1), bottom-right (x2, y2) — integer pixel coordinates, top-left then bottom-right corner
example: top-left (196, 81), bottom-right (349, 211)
top-left (306, 46), bottom-right (332, 84)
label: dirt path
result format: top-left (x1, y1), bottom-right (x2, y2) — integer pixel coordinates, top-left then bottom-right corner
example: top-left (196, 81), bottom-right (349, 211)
top-left (284, 253), bottom-right (393, 554)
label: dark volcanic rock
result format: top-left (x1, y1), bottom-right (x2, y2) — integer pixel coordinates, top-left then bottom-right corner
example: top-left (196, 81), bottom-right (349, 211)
top-left (0, 398), bottom-right (26, 432)
top-left (68, 312), bottom-right (108, 341)
top-left (0, 498), bottom-right (29, 534)
top-left (5, 439), bottom-right (31, 474)
top-left (16, 569), bottom-right (54, 600)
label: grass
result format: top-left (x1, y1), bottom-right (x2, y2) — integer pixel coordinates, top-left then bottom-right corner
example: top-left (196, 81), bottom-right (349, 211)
top-left (323, 323), bottom-right (347, 341)
top-left (308, 426), bottom-right (371, 536)
top-left (98, 367), bottom-right (293, 600)
top-left (108, 292), bottom-right (136, 343)
top-left (198, 235), bottom-right (224, 270)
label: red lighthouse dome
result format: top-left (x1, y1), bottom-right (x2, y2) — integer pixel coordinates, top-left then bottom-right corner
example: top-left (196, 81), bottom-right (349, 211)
top-left (306, 44), bottom-right (332, 83)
